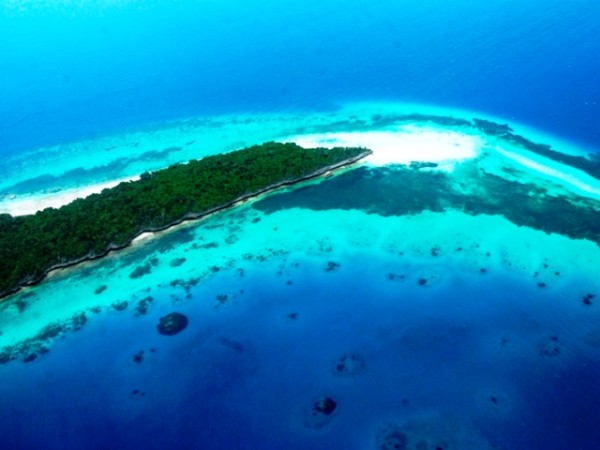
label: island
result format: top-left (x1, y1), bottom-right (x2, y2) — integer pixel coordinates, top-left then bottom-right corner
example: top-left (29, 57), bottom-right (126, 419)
top-left (0, 142), bottom-right (371, 299)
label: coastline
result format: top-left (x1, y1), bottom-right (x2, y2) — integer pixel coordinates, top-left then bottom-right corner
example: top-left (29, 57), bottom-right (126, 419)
top-left (3, 103), bottom-right (597, 217)
top-left (0, 150), bottom-right (371, 301)
top-left (3, 105), bottom-right (600, 300)
top-left (0, 176), bottom-right (140, 217)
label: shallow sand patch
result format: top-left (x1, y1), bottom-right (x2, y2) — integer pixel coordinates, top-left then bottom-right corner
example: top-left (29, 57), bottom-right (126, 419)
top-left (491, 146), bottom-right (600, 198)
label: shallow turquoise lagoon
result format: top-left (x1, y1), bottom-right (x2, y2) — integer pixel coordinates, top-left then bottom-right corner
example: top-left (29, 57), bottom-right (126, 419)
top-left (1, 105), bottom-right (600, 449)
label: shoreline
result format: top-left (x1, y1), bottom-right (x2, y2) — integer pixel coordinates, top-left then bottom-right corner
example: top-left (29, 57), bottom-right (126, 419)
top-left (0, 122), bottom-right (486, 219)
top-left (0, 150), bottom-right (370, 301)
top-left (0, 176), bottom-right (140, 217)
top-left (3, 104), bottom-right (597, 219)
top-left (3, 106), bottom-right (600, 300)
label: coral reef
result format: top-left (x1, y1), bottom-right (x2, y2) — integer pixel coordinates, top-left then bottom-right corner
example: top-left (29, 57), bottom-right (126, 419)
top-left (157, 312), bottom-right (189, 336)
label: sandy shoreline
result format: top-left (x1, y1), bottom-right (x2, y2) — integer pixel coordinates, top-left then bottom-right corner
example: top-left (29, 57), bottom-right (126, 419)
top-left (1, 126), bottom-right (483, 218)
top-left (0, 176), bottom-right (139, 217)
top-left (3, 123), bottom-right (599, 220)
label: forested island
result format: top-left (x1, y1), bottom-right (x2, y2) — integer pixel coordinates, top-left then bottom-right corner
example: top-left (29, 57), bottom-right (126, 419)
top-left (0, 142), bottom-right (370, 299)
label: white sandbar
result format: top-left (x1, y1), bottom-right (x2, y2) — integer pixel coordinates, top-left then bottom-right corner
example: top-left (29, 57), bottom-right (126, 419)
top-left (288, 125), bottom-right (483, 167)
top-left (493, 146), bottom-right (600, 197)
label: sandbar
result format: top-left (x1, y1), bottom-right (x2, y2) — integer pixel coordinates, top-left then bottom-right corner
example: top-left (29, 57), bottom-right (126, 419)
top-left (287, 125), bottom-right (483, 168)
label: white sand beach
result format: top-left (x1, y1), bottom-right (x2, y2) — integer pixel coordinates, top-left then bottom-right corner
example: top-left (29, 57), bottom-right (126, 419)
top-left (0, 176), bottom-right (139, 217)
top-left (3, 117), bottom-right (598, 218)
top-left (3, 102), bottom-right (597, 219)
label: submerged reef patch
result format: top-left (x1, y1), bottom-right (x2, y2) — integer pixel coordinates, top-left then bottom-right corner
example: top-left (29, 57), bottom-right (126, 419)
top-left (111, 300), bottom-right (128, 311)
top-left (94, 284), bottom-right (107, 295)
top-left (472, 118), bottom-right (600, 180)
top-left (0, 311), bottom-right (91, 364)
top-left (377, 426), bottom-right (408, 450)
top-left (374, 414), bottom-right (495, 450)
top-left (255, 161), bottom-right (600, 247)
top-left (304, 396), bottom-right (338, 429)
top-left (169, 257), bottom-right (187, 267)
top-left (538, 335), bottom-right (562, 358)
top-left (325, 261), bottom-right (341, 272)
top-left (333, 353), bottom-right (366, 378)
top-left (135, 296), bottom-right (154, 316)
top-left (129, 263), bottom-right (152, 279)
top-left (157, 312), bottom-right (189, 336)
top-left (297, 112), bottom-right (600, 182)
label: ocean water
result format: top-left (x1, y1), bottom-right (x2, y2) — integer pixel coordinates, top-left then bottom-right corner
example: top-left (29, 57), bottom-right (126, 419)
top-left (2, 1), bottom-right (600, 450)
top-left (1, 0), bottom-right (599, 154)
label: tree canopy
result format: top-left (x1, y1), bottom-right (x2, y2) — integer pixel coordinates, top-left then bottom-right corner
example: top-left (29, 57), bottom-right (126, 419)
top-left (0, 142), bottom-right (369, 298)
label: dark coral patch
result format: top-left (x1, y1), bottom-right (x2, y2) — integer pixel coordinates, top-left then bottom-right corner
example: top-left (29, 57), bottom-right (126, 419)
top-left (215, 294), bottom-right (229, 306)
top-left (539, 335), bottom-right (561, 357)
top-left (157, 312), bottom-right (189, 336)
top-left (325, 261), bottom-right (340, 272)
top-left (304, 396), bottom-right (339, 429)
top-left (23, 353), bottom-right (38, 363)
top-left (132, 350), bottom-right (144, 363)
top-left (378, 427), bottom-right (408, 450)
top-left (129, 263), bottom-right (152, 279)
top-left (583, 293), bottom-right (595, 306)
top-left (15, 299), bottom-right (28, 313)
top-left (333, 353), bottom-right (366, 378)
top-left (135, 296), bottom-right (154, 316)
top-left (94, 285), bottom-right (107, 295)
top-left (312, 397), bottom-right (337, 416)
top-left (72, 312), bottom-right (87, 331)
top-left (169, 257), bottom-right (186, 267)
top-left (112, 300), bottom-right (128, 311)
top-left (387, 272), bottom-right (405, 281)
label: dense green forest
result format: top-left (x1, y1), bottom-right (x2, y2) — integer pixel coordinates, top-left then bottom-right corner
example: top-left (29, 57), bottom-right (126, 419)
top-left (0, 142), bottom-right (369, 298)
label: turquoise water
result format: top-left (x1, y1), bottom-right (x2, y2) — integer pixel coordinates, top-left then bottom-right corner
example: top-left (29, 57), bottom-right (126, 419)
top-left (1, 0), bottom-right (599, 153)
top-left (2, 185), bottom-right (600, 449)
top-left (1, 1), bottom-right (600, 449)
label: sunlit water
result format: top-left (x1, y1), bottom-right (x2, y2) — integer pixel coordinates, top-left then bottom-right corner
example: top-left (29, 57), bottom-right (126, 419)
top-left (1, 1), bottom-right (600, 449)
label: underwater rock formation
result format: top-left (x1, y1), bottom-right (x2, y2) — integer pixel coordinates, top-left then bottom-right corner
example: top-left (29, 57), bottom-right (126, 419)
top-left (157, 312), bottom-right (189, 336)
top-left (304, 396), bottom-right (338, 429)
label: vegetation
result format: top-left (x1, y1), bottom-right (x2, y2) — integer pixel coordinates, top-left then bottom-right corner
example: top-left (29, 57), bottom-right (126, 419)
top-left (0, 142), bottom-right (369, 298)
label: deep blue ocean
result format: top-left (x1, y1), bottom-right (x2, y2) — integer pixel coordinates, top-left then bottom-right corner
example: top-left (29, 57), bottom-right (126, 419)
top-left (2, 2), bottom-right (600, 450)
top-left (1, 0), bottom-right (599, 154)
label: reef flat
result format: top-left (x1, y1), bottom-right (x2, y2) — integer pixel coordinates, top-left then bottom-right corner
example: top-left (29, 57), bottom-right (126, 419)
top-left (255, 157), bottom-right (600, 246)
top-left (0, 142), bottom-right (369, 299)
